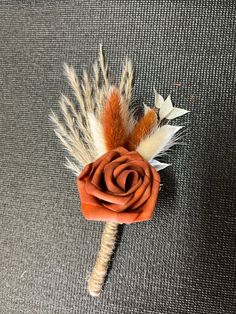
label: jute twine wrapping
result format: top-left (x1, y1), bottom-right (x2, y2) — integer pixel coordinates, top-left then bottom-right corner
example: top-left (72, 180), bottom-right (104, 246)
top-left (88, 222), bottom-right (119, 297)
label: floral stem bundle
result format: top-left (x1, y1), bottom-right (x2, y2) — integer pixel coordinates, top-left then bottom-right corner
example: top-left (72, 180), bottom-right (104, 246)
top-left (51, 45), bottom-right (189, 297)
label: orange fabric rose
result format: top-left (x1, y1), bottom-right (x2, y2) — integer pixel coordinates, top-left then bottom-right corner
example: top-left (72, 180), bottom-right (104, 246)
top-left (77, 147), bottom-right (160, 224)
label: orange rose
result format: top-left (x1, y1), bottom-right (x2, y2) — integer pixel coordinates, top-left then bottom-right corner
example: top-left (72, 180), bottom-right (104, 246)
top-left (77, 147), bottom-right (160, 224)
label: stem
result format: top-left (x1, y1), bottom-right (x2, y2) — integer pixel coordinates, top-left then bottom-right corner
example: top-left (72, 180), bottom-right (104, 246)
top-left (88, 221), bottom-right (119, 297)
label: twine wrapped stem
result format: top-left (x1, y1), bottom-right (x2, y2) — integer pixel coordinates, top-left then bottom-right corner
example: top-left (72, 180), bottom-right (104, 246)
top-left (88, 221), bottom-right (120, 297)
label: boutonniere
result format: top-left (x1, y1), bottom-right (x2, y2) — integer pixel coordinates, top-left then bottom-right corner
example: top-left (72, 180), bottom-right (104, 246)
top-left (51, 45), bottom-right (189, 297)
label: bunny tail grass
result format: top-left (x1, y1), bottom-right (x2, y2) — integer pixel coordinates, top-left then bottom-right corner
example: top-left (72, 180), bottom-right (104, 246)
top-left (102, 87), bottom-right (127, 150)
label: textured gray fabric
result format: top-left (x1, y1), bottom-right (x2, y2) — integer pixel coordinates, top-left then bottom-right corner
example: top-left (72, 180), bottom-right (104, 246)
top-left (0, 1), bottom-right (235, 313)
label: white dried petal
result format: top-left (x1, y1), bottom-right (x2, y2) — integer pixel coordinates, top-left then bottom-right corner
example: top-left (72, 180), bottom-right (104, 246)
top-left (154, 89), bottom-right (164, 108)
top-left (166, 108), bottom-right (190, 120)
top-left (149, 159), bottom-right (171, 171)
top-left (159, 95), bottom-right (173, 120)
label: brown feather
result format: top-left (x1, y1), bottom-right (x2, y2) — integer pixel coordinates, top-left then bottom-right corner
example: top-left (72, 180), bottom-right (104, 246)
top-left (102, 87), bottom-right (127, 150)
top-left (127, 109), bottom-right (157, 150)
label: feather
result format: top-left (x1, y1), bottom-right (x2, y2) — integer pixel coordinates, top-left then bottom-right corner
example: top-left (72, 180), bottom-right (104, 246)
top-left (149, 159), bottom-right (171, 171)
top-left (101, 87), bottom-right (127, 150)
top-left (88, 112), bottom-right (107, 157)
top-left (127, 108), bottom-right (157, 150)
top-left (136, 125), bottom-right (183, 160)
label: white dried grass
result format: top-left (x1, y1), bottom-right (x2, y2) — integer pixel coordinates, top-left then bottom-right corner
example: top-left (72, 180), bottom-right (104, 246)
top-left (119, 58), bottom-right (135, 133)
top-left (65, 157), bottom-right (82, 176)
top-left (51, 46), bottom-right (115, 171)
top-left (99, 44), bottom-right (109, 90)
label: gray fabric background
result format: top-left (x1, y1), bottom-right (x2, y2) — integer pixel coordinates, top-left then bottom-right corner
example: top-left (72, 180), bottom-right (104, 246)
top-left (0, 1), bottom-right (235, 313)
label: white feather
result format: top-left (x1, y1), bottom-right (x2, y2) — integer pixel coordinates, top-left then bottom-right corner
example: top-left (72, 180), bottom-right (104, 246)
top-left (88, 113), bottom-right (107, 157)
top-left (136, 125), bottom-right (183, 160)
top-left (149, 159), bottom-right (171, 171)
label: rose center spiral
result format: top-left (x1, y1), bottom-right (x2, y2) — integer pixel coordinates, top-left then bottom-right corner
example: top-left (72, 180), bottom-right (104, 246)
top-left (116, 169), bottom-right (139, 191)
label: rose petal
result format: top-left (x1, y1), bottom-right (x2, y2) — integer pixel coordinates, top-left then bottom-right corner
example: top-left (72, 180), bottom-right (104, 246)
top-left (77, 147), bottom-right (161, 223)
top-left (78, 163), bottom-right (92, 180)
top-left (103, 171), bottom-right (151, 212)
top-left (112, 150), bottom-right (144, 164)
top-left (85, 180), bottom-right (133, 206)
top-left (113, 146), bottom-right (129, 155)
top-left (106, 177), bottom-right (143, 197)
top-left (103, 162), bottom-right (123, 193)
top-left (131, 184), bottom-right (151, 209)
top-left (116, 170), bottom-right (139, 190)
top-left (113, 162), bottom-right (145, 178)
top-left (134, 167), bottom-right (160, 222)
top-left (104, 161), bottom-right (144, 196)
top-left (81, 202), bottom-right (140, 223)
top-left (91, 151), bottom-right (119, 188)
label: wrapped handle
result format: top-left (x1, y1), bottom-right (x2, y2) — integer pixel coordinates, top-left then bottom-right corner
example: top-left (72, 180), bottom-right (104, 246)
top-left (88, 222), bottom-right (119, 296)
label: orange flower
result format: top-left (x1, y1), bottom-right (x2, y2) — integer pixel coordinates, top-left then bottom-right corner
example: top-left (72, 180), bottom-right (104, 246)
top-left (77, 147), bottom-right (160, 224)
